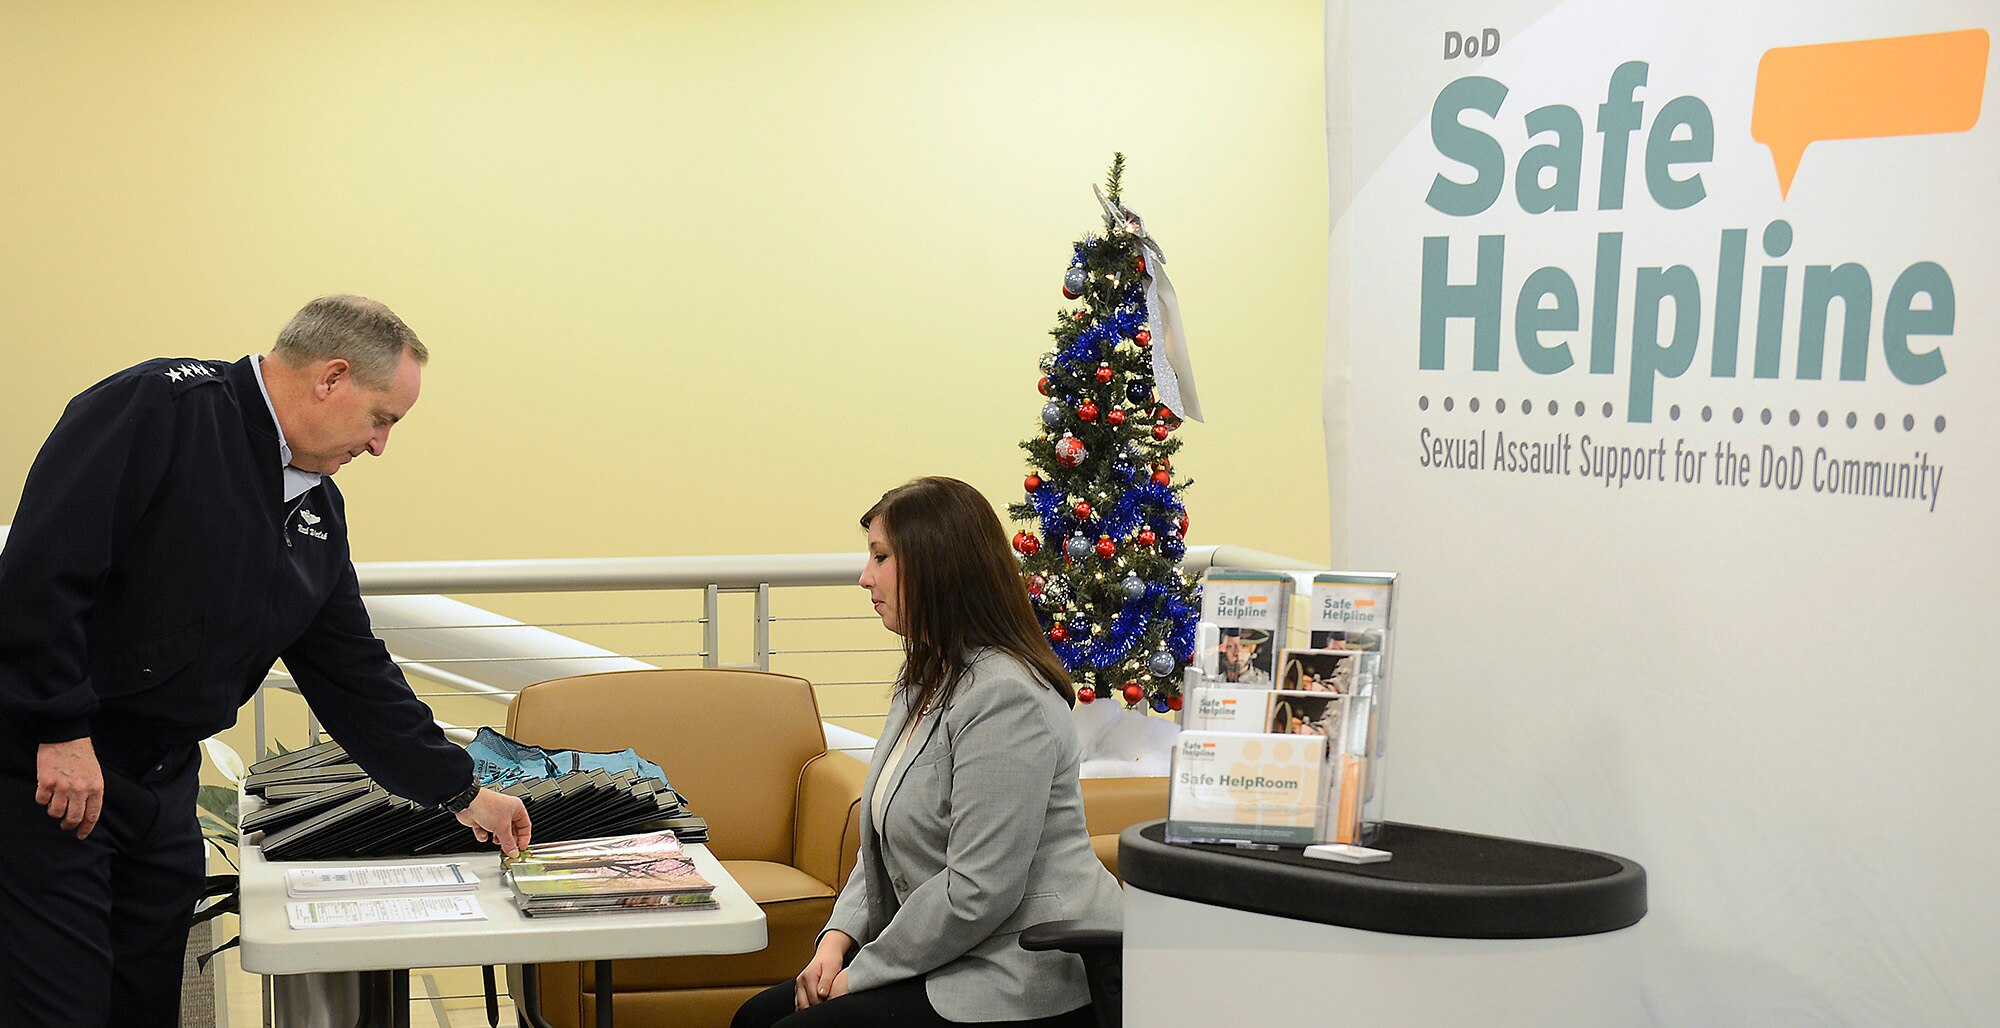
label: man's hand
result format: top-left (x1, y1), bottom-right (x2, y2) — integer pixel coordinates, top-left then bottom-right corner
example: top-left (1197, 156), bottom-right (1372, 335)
top-left (36, 738), bottom-right (104, 840)
top-left (453, 788), bottom-right (532, 856)
top-left (794, 930), bottom-right (855, 1010)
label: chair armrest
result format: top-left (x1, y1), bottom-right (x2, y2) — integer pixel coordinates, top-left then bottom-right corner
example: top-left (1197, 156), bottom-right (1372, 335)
top-left (1019, 920), bottom-right (1123, 955)
top-left (793, 750), bottom-right (868, 888)
top-left (1078, 776), bottom-right (1168, 838)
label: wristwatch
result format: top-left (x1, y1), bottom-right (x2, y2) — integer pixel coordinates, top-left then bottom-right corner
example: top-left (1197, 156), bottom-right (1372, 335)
top-left (441, 779), bottom-right (481, 814)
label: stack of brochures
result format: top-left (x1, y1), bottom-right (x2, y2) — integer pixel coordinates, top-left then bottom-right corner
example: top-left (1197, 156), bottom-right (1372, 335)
top-left (502, 830), bottom-right (718, 917)
top-left (244, 738), bottom-right (709, 861)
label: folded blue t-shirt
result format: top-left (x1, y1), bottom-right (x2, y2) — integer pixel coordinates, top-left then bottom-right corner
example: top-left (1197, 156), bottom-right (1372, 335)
top-left (465, 726), bottom-right (670, 789)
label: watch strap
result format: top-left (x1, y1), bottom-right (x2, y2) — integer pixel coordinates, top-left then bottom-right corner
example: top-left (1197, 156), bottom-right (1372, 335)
top-left (441, 779), bottom-right (481, 814)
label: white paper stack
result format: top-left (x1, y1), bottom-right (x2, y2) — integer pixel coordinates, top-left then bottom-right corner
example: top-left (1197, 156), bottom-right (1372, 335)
top-left (285, 895), bottom-right (488, 930)
top-left (284, 862), bottom-right (480, 899)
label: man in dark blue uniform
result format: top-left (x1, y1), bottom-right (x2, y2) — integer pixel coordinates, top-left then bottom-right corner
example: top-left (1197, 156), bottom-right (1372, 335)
top-left (0, 295), bottom-right (533, 1026)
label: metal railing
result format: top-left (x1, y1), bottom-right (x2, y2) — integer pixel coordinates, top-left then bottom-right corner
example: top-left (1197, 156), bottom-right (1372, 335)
top-left (243, 544), bottom-right (1325, 759)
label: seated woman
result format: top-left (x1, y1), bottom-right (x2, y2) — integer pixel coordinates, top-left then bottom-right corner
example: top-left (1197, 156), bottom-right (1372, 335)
top-left (733, 476), bottom-right (1123, 1028)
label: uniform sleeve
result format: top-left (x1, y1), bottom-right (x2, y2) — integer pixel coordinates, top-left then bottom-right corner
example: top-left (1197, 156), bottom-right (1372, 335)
top-left (842, 674), bottom-right (1060, 991)
top-left (281, 559), bottom-right (472, 806)
top-left (0, 374), bottom-right (177, 742)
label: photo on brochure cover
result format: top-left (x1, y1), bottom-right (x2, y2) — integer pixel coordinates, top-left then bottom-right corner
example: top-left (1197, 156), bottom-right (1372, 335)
top-left (1216, 626), bottom-right (1276, 685)
top-left (1277, 648), bottom-right (1364, 694)
top-left (1308, 627), bottom-right (1383, 651)
top-left (1268, 692), bottom-right (1343, 739)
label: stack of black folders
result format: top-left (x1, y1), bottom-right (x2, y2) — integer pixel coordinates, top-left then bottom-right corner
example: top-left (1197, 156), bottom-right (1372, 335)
top-left (243, 741), bottom-right (709, 861)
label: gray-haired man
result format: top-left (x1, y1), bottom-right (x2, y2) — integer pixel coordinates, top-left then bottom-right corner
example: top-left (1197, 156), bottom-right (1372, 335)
top-left (0, 295), bottom-right (530, 1026)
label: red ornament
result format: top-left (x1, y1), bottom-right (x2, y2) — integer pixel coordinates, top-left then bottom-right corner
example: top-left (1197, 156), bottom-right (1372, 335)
top-left (1073, 500), bottom-right (1092, 520)
top-left (1151, 423), bottom-right (1170, 440)
top-left (1122, 683), bottom-right (1145, 705)
top-left (1054, 435), bottom-right (1086, 468)
top-left (1038, 376), bottom-right (1051, 396)
top-left (1026, 575), bottom-right (1044, 598)
top-left (1137, 528), bottom-right (1157, 547)
top-left (1106, 408), bottom-right (1127, 427)
top-left (1013, 531), bottom-right (1041, 556)
top-left (1062, 286), bottom-right (1079, 300)
top-left (1094, 536), bottom-right (1117, 559)
top-left (1072, 310), bottom-right (1089, 323)
top-left (1095, 364), bottom-right (1114, 385)
top-left (1077, 401), bottom-right (1098, 422)
top-left (1135, 329), bottom-right (1152, 347)
top-left (1049, 623), bottom-right (1069, 643)
top-left (1156, 406), bottom-right (1175, 421)
top-left (1024, 473), bottom-right (1042, 492)
top-left (1137, 257), bottom-right (1147, 273)
top-left (1178, 514), bottom-right (1189, 535)
top-left (1077, 687), bottom-right (1096, 704)
top-left (1151, 470), bottom-right (1171, 486)
top-left (1167, 694), bottom-right (1183, 711)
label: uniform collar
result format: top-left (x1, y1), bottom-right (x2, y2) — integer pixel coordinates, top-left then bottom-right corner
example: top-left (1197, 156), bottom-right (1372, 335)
top-left (250, 354), bottom-right (325, 502)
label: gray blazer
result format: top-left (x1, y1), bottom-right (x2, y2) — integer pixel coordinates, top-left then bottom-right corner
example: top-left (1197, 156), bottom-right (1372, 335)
top-left (825, 647), bottom-right (1124, 1022)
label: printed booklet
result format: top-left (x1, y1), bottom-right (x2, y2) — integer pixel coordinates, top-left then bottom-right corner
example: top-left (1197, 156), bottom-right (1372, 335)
top-left (1167, 730), bottom-right (1326, 846)
top-left (1308, 572), bottom-right (1398, 846)
top-left (1197, 570), bottom-right (1293, 687)
top-left (1275, 647), bottom-right (1366, 694)
top-left (502, 830), bottom-right (717, 917)
top-left (1181, 687), bottom-right (1274, 733)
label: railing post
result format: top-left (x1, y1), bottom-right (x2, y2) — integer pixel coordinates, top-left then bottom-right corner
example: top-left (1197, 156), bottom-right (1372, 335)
top-left (755, 584), bottom-right (771, 671)
top-left (253, 686), bottom-right (268, 761)
top-left (702, 585), bottom-right (720, 669)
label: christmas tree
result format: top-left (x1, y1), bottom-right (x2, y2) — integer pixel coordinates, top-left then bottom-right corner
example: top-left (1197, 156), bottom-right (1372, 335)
top-left (1008, 155), bottom-right (1200, 710)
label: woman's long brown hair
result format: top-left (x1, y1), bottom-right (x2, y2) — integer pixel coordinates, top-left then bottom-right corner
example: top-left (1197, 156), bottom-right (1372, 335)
top-left (861, 476), bottom-right (1075, 714)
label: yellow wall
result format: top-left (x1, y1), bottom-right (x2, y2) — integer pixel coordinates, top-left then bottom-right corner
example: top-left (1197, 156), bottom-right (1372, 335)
top-left (1, 0), bottom-right (1327, 569)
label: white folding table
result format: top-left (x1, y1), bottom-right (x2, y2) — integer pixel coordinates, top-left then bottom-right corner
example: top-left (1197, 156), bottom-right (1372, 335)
top-left (238, 837), bottom-right (766, 1027)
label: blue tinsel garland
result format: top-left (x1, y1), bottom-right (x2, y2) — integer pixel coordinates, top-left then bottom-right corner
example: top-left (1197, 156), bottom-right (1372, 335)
top-left (1043, 581), bottom-right (1200, 672)
top-left (1028, 480), bottom-right (1183, 548)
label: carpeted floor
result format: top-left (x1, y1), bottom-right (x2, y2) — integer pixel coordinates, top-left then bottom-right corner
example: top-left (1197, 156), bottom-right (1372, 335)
top-left (181, 920), bottom-right (217, 1027)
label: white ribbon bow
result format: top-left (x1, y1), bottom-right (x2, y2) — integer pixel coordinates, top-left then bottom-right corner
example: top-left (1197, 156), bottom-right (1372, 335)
top-left (1095, 184), bottom-right (1203, 423)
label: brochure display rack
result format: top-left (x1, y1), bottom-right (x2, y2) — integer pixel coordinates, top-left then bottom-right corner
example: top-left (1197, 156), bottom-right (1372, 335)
top-left (1170, 570), bottom-right (1397, 849)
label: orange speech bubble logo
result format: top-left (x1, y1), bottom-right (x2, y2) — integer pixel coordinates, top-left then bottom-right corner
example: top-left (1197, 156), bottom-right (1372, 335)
top-left (1753, 29), bottom-right (1989, 197)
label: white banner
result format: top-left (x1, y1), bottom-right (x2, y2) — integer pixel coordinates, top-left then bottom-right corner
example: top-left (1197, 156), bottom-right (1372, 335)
top-left (1328, 2), bottom-right (1996, 1023)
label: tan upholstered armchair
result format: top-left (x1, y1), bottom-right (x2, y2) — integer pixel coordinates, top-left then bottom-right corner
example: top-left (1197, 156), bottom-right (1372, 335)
top-left (505, 669), bottom-right (867, 1028)
top-left (1076, 776), bottom-right (1167, 881)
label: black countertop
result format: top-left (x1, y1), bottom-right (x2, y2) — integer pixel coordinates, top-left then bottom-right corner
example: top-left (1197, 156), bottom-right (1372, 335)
top-left (1119, 820), bottom-right (1646, 939)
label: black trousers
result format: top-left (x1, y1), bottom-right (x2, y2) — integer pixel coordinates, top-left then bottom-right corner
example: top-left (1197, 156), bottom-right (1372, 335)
top-left (732, 976), bottom-right (1097, 1028)
top-left (0, 731), bottom-right (205, 1028)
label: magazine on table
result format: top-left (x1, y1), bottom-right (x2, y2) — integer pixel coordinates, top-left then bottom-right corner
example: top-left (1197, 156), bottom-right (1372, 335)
top-left (502, 830), bottom-right (716, 916)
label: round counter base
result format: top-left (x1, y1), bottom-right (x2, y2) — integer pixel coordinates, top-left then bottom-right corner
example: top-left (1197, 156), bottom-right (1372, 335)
top-left (1123, 885), bottom-right (1644, 1026)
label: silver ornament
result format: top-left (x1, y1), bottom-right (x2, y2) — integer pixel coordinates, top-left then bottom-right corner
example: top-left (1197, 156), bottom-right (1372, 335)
top-left (1064, 267), bottom-right (1088, 294)
top-left (1065, 533), bottom-right (1093, 560)
top-left (1148, 650), bottom-right (1178, 678)
top-left (1042, 401), bottom-right (1065, 428)
top-left (1121, 575), bottom-right (1146, 600)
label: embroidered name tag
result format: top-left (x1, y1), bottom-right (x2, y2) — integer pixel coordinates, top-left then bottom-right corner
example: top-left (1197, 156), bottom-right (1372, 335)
top-left (295, 507), bottom-right (329, 541)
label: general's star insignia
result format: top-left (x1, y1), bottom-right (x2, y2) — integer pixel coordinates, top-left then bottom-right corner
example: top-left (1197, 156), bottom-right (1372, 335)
top-left (165, 367), bottom-right (184, 382)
